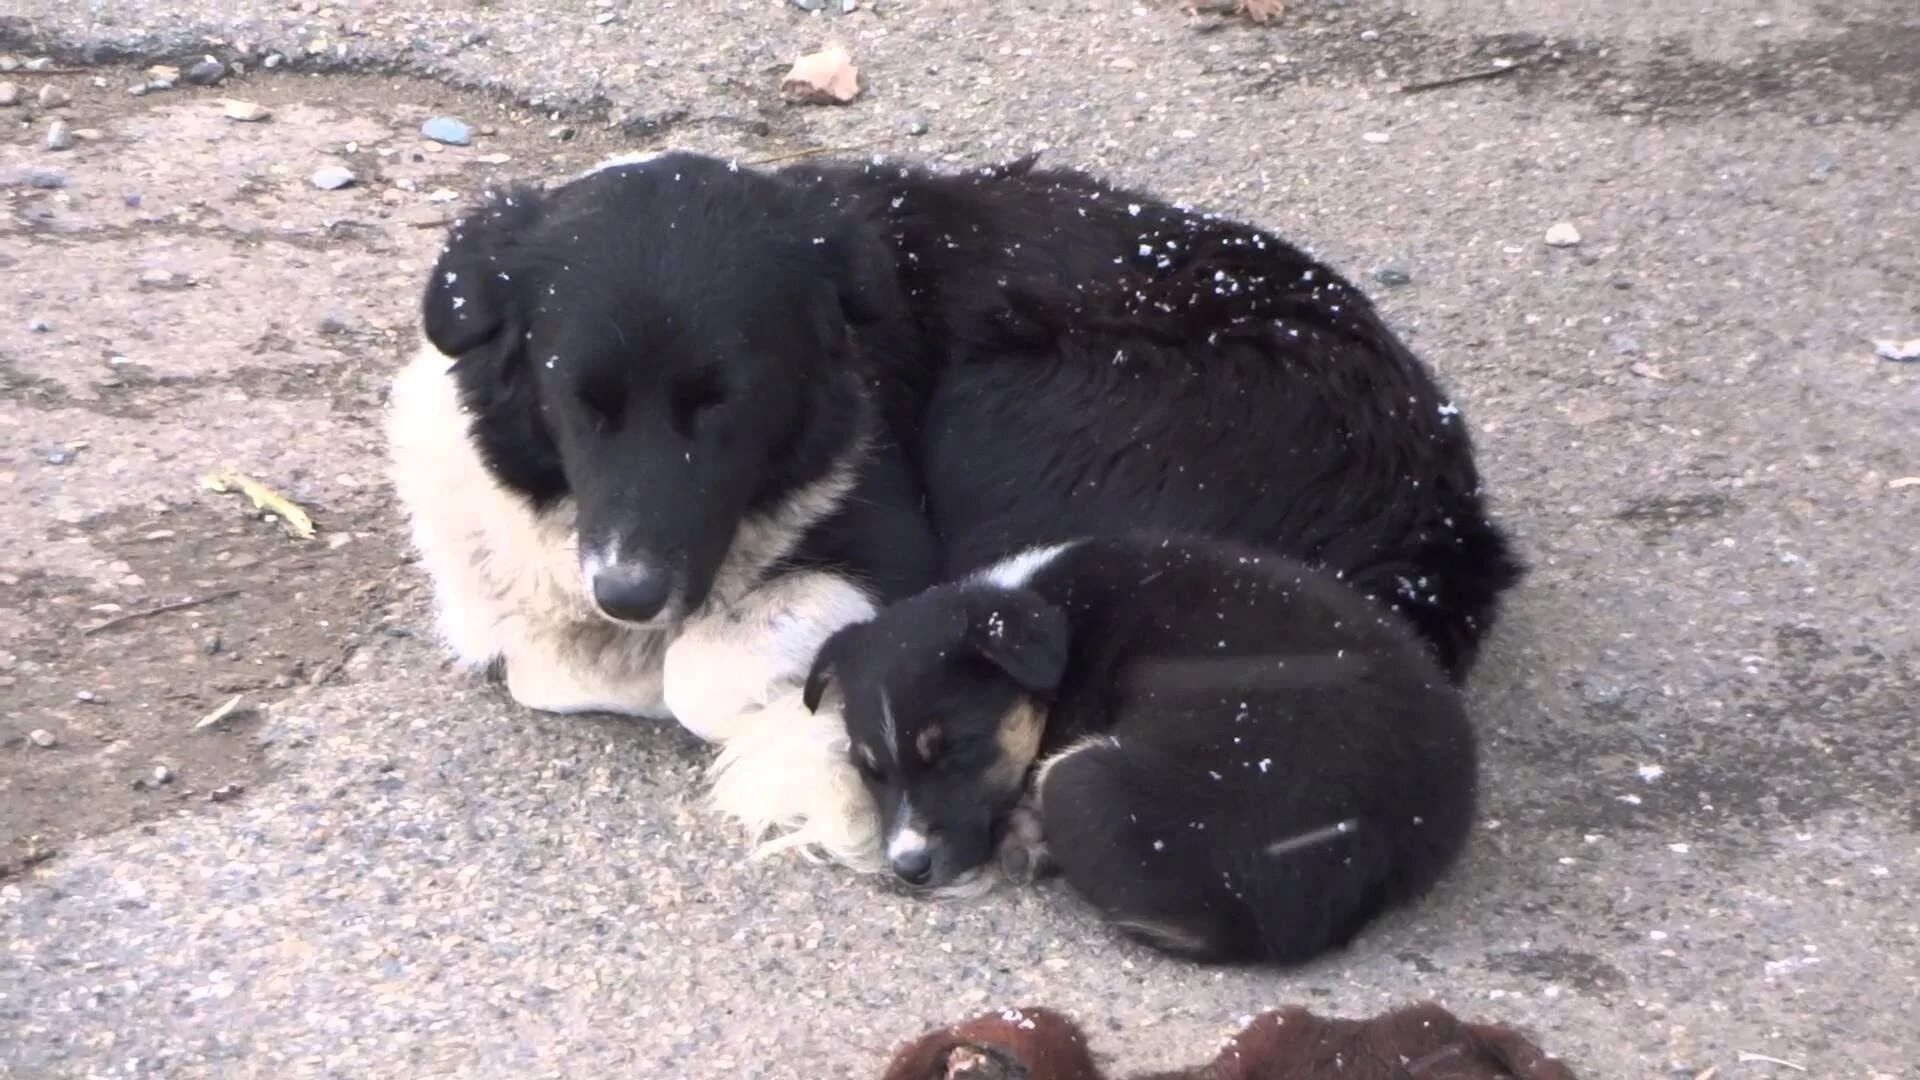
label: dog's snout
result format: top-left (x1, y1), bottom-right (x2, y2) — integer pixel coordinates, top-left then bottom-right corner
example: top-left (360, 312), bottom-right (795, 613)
top-left (886, 815), bottom-right (938, 885)
top-left (590, 562), bottom-right (673, 623)
top-left (889, 847), bottom-right (934, 885)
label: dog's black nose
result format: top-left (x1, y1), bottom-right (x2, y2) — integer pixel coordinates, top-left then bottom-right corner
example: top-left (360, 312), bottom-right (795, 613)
top-left (890, 849), bottom-right (934, 885)
top-left (591, 563), bottom-right (672, 623)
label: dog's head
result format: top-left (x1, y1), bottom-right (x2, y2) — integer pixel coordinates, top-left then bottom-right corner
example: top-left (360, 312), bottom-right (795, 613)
top-left (804, 583), bottom-right (1070, 888)
top-left (421, 152), bottom-right (903, 626)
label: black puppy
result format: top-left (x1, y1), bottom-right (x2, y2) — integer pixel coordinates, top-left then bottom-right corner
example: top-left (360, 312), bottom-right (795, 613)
top-left (804, 536), bottom-right (1477, 965)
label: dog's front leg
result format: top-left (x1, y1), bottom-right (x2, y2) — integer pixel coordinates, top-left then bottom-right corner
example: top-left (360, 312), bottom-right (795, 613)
top-left (662, 571), bottom-right (876, 742)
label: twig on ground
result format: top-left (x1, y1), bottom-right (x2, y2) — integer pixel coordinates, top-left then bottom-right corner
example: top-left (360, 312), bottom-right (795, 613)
top-left (1399, 56), bottom-right (1540, 94)
top-left (744, 143), bottom-right (877, 167)
top-left (82, 589), bottom-right (242, 637)
top-left (1735, 1052), bottom-right (1808, 1073)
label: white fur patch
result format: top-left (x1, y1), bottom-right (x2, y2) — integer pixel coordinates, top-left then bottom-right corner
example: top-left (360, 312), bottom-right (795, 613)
top-left (884, 794), bottom-right (928, 864)
top-left (975, 542), bottom-right (1078, 590)
top-left (387, 344), bottom-right (674, 718)
top-left (705, 690), bottom-right (884, 873)
top-left (663, 571), bottom-right (876, 742)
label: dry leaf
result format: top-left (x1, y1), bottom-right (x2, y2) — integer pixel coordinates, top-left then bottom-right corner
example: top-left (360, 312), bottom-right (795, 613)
top-left (221, 99), bottom-right (272, 122)
top-left (781, 43), bottom-right (861, 105)
top-left (201, 470), bottom-right (317, 539)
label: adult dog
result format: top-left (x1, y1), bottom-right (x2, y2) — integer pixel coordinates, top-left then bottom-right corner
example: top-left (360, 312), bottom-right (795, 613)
top-left (389, 151), bottom-right (1519, 865)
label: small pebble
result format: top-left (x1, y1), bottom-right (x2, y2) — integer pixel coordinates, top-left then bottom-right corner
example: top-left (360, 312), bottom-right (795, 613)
top-left (1610, 333), bottom-right (1641, 356)
top-left (594, 10), bottom-right (617, 24)
top-left (28, 728), bottom-right (58, 748)
top-left (43, 446), bottom-right (75, 465)
top-left (1360, 29), bottom-right (1381, 41)
top-left (1372, 266), bottom-right (1412, 286)
top-left (185, 58), bottom-right (226, 85)
top-left (903, 115), bottom-right (929, 136)
top-left (28, 318), bottom-right (51, 333)
top-left (75, 690), bottom-right (98, 703)
top-left (790, 0), bottom-right (826, 9)
top-left (420, 116), bottom-right (473, 146)
top-left (151, 765), bottom-right (174, 785)
top-left (209, 783), bottom-right (245, 803)
top-left (262, 53), bottom-right (284, 69)
top-left (0, 82), bottom-right (20, 107)
top-left (203, 632), bottom-right (224, 655)
top-left (1362, 131), bottom-right (1391, 144)
top-left (38, 84), bottom-right (71, 108)
top-left (24, 57), bottom-right (54, 71)
top-left (222, 99), bottom-right (272, 122)
top-left (1544, 222), bottom-right (1582, 247)
top-left (311, 165), bottom-right (355, 190)
top-left (0, 55), bottom-right (17, 72)
top-left (138, 268), bottom-right (179, 288)
top-left (1874, 338), bottom-right (1920, 363)
top-left (27, 169), bottom-right (67, 189)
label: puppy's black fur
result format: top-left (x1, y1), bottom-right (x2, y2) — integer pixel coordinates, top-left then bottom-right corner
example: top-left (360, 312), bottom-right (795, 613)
top-left (807, 536), bottom-right (1477, 966)
top-left (423, 152), bottom-right (1517, 671)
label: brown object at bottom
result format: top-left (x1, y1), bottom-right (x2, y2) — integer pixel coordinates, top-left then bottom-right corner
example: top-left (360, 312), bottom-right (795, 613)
top-left (879, 1001), bottom-right (1579, 1080)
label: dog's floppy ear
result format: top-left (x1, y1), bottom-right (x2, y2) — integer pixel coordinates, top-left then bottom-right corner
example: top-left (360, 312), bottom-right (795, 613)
top-left (803, 622), bottom-right (865, 713)
top-left (421, 186), bottom-right (544, 357)
top-left (822, 214), bottom-right (904, 328)
top-left (963, 589), bottom-right (1070, 695)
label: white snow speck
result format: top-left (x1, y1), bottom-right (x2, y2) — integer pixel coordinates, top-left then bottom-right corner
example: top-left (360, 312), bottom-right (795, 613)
top-left (443, 271), bottom-right (458, 286)
top-left (1152, 839), bottom-right (1165, 851)
top-left (1636, 763), bottom-right (1665, 782)
top-left (1127, 203), bottom-right (1142, 216)
top-left (1257, 759), bottom-right (1271, 773)
top-left (1668, 842), bottom-right (1691, 854)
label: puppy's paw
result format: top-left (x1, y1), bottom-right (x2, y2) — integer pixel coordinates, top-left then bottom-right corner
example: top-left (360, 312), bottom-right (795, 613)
top-left (996, 803), bottom-right (1053, 886)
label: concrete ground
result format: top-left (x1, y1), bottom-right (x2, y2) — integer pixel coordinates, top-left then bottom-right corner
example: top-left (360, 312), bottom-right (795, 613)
top-left (2, 0), bottom-right (1915, 1076)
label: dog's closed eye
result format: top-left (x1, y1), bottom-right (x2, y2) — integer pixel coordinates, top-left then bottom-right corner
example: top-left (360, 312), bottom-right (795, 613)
top-left (574, 374), bottom-right (626, 432)
top-left (669, 369), bottom-right (727, 437)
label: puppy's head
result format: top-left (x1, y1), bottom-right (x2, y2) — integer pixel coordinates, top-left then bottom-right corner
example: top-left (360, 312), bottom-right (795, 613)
top-left (422, 153), bottom-right (903, 626)
top-left (804, 584), bottom-right (1070, 889)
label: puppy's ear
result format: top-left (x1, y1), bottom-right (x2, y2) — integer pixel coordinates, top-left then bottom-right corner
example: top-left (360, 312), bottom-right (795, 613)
top-left (964, 590), bottom-right (1070, 695)
top-left (822, 216), bottom-right (904, 328)
top-left (803, 623), bottom-right (863, 713)
top-left (421, 186), bottom-right (544, 357)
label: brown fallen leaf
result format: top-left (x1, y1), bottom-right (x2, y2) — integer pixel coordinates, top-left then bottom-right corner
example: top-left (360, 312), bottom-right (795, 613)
top-left (221, 98), bottom-right (272, 122)
top-left (201, 470), bottom-right (317, 539)
top-left (782, 43), bottom-right (861, 105)
top-left (1187, 0), bottom-right (1284, 20)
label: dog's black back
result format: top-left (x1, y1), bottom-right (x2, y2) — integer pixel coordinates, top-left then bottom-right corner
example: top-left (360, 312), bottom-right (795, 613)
top-left (786, 159), bottom-right (1518, 679)
top-left (1021, 537), bottom-right (1475, 964)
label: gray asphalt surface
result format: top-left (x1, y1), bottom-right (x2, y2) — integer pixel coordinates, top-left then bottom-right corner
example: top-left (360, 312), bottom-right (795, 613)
top-left (2, 1), bottom-right (1916, 1077)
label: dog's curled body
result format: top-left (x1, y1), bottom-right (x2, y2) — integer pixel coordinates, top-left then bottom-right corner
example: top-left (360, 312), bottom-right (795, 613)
top-left (809, 536), bottom-right (1477, 964)
top-left (391, 150), bottom-right (1515, 867)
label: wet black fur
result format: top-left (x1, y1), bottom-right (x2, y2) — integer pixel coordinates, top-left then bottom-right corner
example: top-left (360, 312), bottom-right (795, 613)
top-left (421, 152), bottom-right (1518, 666)
top-left (813, 536), bottom-right (1478, 966)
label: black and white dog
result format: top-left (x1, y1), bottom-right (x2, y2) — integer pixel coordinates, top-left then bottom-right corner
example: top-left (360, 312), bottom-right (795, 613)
top-left (802, 536), bottom-right (1476, 964)
top-left (388, 150), bottom-right (1518, 865)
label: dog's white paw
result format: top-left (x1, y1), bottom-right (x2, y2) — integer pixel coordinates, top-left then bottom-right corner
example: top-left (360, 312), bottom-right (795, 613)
top-left (664, 572), bottom-right (876, 743)
top-left (501, 644), bottom-right (669, 719)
